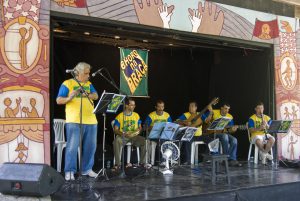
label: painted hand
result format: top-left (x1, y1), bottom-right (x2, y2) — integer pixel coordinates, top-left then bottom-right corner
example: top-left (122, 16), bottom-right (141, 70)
top-left (188, 9), bottom-right (202, 33)
top-left (188, 1), bottom-right (224, 35)
top-left (158, 3), bottom-right (173, 29)
top-left (54, 0), bottom-right (65, 7)
top-left (133, 0), bottom-right (174, 28)
top-left (16, 97), bottom-right (21, 105)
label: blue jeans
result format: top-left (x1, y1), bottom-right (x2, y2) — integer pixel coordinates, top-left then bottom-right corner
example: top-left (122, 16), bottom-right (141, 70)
top-left (216, 133), bottom-right (237, 160)
top-left (64, 123), bottom-right (97, 174)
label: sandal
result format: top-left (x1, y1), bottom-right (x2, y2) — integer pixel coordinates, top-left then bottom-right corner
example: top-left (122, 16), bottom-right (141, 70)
top-left (126, 163), bottom-right (132, 168)
top-left (112, 165), bottom-right (120, 172)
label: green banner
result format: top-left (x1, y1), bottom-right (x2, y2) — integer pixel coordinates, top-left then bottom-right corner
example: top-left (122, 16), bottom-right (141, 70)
top-left (120, 48), bottom-right (148, 96)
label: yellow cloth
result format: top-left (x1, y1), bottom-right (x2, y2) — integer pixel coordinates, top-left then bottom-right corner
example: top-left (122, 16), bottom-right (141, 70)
top-left (63, 79), bottom-right (97, 124)
top-left (212, 109), bottom-right (233, 121)
top-left (114, 112), bottom-right (141, 132)
top-left (147, 111), bottom-right (171, 127)
top-left (249, 114), bottom-right (271, 139)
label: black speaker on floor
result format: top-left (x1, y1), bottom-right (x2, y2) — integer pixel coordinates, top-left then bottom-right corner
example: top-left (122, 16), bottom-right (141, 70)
top-left (0, 163), bottom-right (64, 197)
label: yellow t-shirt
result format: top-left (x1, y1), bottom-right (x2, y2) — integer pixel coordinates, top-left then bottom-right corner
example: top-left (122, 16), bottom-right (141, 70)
top-left (114, 112), bottom-right (141, 132)
top-left (248, 114), bottom-right (271, 139)
top-left (145, 111), bottom-right (172, 127)
top-left (212, 109), bottom-right (233, 121)
top-left (57, 79), bottom-right (97, 124)
top-left (179, 112), bottom-right (202, 137)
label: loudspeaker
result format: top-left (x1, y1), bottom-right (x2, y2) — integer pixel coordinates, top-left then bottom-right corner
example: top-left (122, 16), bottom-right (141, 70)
top-left (0, 163), bottom-right (64, 197)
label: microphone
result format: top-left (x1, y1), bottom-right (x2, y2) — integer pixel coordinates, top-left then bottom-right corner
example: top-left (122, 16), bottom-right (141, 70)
top-left (92, 68), bottom-right (104, 77)
top-left (65, 69), bottom-right (76, 73)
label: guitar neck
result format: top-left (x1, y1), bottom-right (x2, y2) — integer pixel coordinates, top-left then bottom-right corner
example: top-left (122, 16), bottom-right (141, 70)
top-left (226, 124), bottom-right (247, 130)
top-left (191, 106), bottom-right (209, 123)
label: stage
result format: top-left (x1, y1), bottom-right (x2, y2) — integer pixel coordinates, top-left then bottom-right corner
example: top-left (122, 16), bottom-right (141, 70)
top-left (51, 162), bottom-right (300, 201)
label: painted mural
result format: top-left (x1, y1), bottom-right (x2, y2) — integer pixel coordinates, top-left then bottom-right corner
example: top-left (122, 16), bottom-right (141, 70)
top-left (50, 0), bottom-right (300, 161)
top-left (0, 0), bottom-right (298, 165)
top-left (0, 0), bottom-right (50, 164)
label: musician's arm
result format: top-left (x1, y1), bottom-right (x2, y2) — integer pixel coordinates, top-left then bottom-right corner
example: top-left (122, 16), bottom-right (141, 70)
top-left (175, 114), bottom-right (188, 126)
top-left (114, 125), bottom-right (125, 136)
top-left (204, 111), bottom-right (213, 124)
top-left (88, 84), bottom-right (98, 100)
top-left (113, 119), bottom-right (129, 137)
top-left (226, 119), bottom-right (237, 133)
top-left (144, 116), bottom-right (152, 131)
top-left (137, 119), bottom-right (142, 133)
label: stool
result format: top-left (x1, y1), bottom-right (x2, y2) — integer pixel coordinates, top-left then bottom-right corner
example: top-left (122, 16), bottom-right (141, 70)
top-left (202, 154), bottom-right (230, 185)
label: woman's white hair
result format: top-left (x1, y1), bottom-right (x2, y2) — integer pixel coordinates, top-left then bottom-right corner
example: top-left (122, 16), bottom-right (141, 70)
top-left (74, 62), bottom-right (91, 74)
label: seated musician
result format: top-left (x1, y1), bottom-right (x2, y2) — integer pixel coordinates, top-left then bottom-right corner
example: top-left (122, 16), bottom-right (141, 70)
top-left (113, 98), bottom-right (146, 169)
top-left (176, 101), bottom-right (213, 165)
top-left (145, 100), bottom-right (172, 165)
top-left (204, 102), bottom-right (242, 167)
top-left (248, 102), bottom-right (274, 165)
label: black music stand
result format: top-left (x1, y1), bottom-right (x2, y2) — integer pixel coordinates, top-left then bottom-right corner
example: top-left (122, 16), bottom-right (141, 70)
top-left (148, 122), bottom-right (166, 172)
top-left (93, 91), bottom-right (125, 180)
top-left (268, 120), bottom-right (293, 170)
top-left (207, 117), bottom-right (231, 154)
top-left (180, 127), bottom-right (198, 142)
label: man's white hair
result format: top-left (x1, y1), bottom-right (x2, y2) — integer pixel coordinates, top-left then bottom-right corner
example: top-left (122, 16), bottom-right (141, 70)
top-left (74, 62), bottom-right (91, 74)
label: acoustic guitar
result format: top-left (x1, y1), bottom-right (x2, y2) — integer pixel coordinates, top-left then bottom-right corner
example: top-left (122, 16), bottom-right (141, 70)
top-left (177, 97), bottom-right (219, 127)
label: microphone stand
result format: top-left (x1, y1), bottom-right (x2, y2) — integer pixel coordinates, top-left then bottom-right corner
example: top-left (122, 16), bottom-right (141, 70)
top-left (62, 71), bottom-right (96, 196)
top-left (144, 123), bottom-right (150, 176)
top-left (93, 69), bottom-right (128, 178)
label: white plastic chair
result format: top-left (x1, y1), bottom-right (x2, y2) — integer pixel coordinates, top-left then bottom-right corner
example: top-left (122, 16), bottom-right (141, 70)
top-left (247, 123), bottom-right (273, 164)
top-left (53, 119), bottom-right (81, 172)
top-left (191, 141), bottom-right (205, 165)
top-left (150, 141), bottom-right (157, 165)
top-left (111, 120), bottom-right (140, 165)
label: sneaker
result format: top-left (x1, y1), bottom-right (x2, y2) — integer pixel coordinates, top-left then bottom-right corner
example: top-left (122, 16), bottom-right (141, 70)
top-left (266, 153), bottom-right (273, 161)
top-left (144, 163), bottom-right (152, 169)
top-left (82, 170), bottom-right (98, 178)
top-left (65, 172), bottom-right (75, 181)
top-left (260, 151), bottom-right (267, 165)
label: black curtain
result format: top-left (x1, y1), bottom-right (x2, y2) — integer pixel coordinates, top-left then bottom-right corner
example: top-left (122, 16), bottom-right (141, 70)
top-left (209, 49), bottom-right (273, 157)
top-left (51, 37), bottom-right (273, 166)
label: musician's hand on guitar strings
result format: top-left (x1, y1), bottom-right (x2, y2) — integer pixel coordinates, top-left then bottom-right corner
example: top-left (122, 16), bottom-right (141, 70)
top-left (231, 125), bottom-right (238, 132)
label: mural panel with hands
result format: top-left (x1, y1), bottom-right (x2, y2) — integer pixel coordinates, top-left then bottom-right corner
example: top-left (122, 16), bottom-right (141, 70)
top-left (133, 0), bottom-right (174, 28)
top-left (188, 1), bottom-right (224, 35)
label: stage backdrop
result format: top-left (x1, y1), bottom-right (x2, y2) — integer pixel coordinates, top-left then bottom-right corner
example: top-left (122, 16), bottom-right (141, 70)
top-left (0, 0), bottom-right (50, 164)
top-left (50, 0), bottom-right (300, 160)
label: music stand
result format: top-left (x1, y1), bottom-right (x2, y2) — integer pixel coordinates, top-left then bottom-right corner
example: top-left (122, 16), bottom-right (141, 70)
top-left (180, 127), bottom-right (198, 142)
top-left (268, 120), bottom-right (293, 170)
top-left (160, 122), bottom-right (181, 140)
top-left (148, 122), bottom-right (166, 140)
top-left (148, 122), bottom-right (166, 173)
top-left (206, 117), bottom-right (231, 154)
top-left (93, 91), bottom-right (125, 180)
top-left (207, 117), bottom-right (232, 132)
